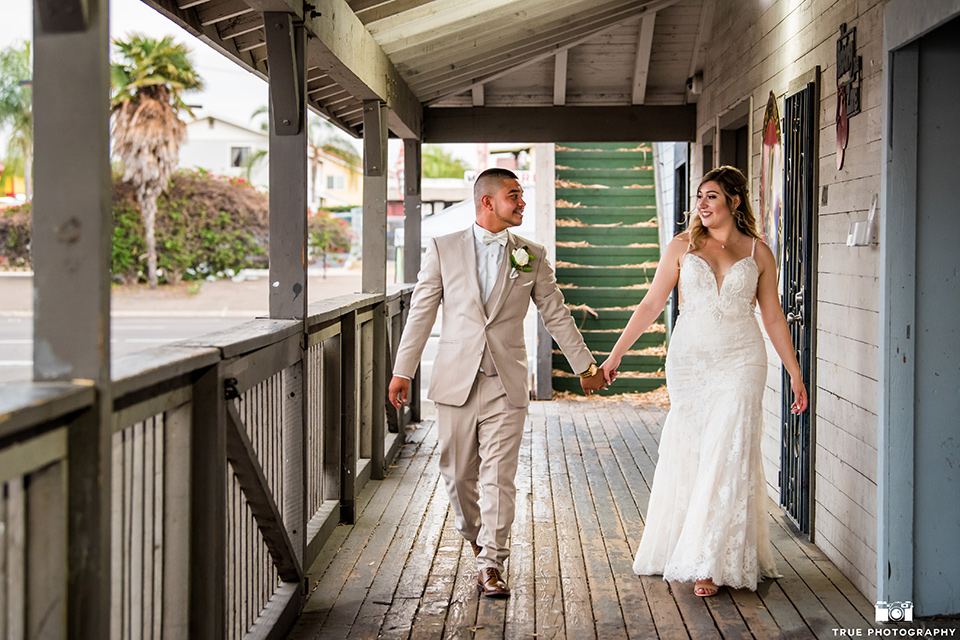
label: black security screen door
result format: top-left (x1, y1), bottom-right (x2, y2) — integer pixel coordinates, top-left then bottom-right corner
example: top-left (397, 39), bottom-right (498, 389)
top-left (780, 79), bottom-right (817, 535)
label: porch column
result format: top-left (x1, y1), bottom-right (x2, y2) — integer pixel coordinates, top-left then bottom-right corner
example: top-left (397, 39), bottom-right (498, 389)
top-left (363, 100), bottom-right (387, 478)
top-left (32, 0), bottom-right (112, 635)
top-left (534, 143), bottom-right (557, 400)
top-left (402, 139), bottom-right (422, 283)
top-left (402, 139), bottom-right (422, 419)
top-left (264, 12), bottom-right (309, 587)
top-left (266, 13), bottom-right (308, 321)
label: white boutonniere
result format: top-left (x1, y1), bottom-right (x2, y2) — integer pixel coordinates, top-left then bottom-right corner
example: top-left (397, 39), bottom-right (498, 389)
top-left (509, 246), bottom-right (535, 279)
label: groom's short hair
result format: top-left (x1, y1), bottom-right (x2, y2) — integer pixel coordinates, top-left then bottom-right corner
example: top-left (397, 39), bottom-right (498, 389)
top-left (474, 168), bottom-right (519, 209)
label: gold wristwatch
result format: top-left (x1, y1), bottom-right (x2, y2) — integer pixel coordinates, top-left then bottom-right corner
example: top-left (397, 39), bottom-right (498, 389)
top-left (580, 363), bottom-right (599, 378)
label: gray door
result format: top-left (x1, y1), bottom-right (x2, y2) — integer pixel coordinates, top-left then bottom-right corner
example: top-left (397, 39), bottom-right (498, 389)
top-left (779, 79), bottom-right (818, 535)
top-left (913, 18), bottom-right (960, 617)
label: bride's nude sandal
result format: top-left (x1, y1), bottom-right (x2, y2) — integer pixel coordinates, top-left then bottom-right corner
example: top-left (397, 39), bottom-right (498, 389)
top-left (694, 579), bottom-right (719, 597)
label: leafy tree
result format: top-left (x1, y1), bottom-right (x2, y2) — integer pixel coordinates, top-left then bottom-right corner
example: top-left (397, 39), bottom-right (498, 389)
top-left (110, 35), bottom-right (202, 288)
top-left (422, 144), bottom-right (469, 179)
top-left (0, 42), bottom-right (33, 201)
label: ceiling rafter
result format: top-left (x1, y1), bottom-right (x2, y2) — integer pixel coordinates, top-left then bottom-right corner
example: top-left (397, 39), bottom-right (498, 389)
top-left (305, 0), bottom-right (422, 138)
top-left (631, 12), bottom-right (656, 104)
top-left (366, 0), bottom-right (519, 45)
top-left (380, 0), bottom-right (613, 59)
top-left (218, 12), bottom-right (263, 39)
top-left (356, 0), bottom-right (465, 25)
top-left (407, 5), bottom-right (645, 89)
top-left (198, 1), bottom-right (255, 27)
top-left (687, 0), bottom-right (714, 86)
top-left (416, 0), bottom-right (681, 103)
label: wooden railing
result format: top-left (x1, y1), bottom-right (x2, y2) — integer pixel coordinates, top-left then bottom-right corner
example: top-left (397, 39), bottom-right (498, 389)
top-left (0, 285), bottom-right (416, 639)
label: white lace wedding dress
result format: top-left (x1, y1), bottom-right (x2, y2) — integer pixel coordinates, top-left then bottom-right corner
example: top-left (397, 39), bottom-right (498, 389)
top-left (632, 240), bottom-right (780, 591)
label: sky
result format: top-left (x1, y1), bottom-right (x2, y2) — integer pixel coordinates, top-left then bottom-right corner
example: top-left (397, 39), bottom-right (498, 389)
top-left (2, 0), bottom-right (270, 126)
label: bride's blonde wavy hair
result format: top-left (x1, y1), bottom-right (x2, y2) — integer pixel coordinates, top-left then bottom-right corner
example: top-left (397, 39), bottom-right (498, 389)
top-left (685, 165), bottom-right (762, 252)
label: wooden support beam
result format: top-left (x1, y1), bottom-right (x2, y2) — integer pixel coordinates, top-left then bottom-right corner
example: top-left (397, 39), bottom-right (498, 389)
top-left (402, 139), bottom-right (423, 421)
top-left (553, 49), bottom-right (568, 106)
top-left (371, 303), bottom-right (387, 479)
top-left (263, 12), bottom-right (303, 136)
top-left (307, 0), bottom-right (422, 139)
top-left (338, 313), bottom-right (358, 523)
top-left (362, 100), bottom-right (388, 294)
top-left (32, 1), bottom-right (112, 637)
top-left (423, 105), bottom-right (697, 143)
top-left (687, 0), bottom-right (715, 87)
top-left (34, 0), bottom-right (89, 32)
top-left (402, 139), bottom-right (422, 284)
top-left (631, 13), bottom-right (656, 105)
top-left (225, 402), bottom-right (302, 582)
top-left (268, 21), bottom-right (309, 320)
top-left (189, 366), bottom-right (226, 638)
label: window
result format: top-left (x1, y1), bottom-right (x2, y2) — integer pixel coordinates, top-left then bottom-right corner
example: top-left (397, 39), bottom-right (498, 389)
top-left (231, 146), bottom-right (251, 168)
top-left (326, 175), bottom-right (345, 190)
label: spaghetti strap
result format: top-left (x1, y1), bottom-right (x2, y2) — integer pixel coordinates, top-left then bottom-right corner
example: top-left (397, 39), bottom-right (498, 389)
top-left (751, 238), bottom-right (757, 258)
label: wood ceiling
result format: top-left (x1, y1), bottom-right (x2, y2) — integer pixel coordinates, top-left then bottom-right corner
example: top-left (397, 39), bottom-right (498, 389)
top-left (143, 0), bottom-right (710, 141)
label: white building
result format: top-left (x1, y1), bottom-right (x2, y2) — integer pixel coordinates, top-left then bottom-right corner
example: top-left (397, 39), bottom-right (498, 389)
top-left (178, 113), bottom-right (269, 189)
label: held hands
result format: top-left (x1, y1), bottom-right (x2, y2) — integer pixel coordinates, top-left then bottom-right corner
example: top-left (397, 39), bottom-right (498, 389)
top-left (388, 376), bottom-right (410, 409)
top-left (599, 357), bottom-right (621, 386)
top-left (580, 369), bottom-right (607, 395)
top-left (790, 376), bottom-right (808, 414)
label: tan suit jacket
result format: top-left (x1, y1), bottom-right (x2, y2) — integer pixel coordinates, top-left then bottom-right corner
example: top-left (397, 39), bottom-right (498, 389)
top-left (393, 227), bottom-right (594, 408)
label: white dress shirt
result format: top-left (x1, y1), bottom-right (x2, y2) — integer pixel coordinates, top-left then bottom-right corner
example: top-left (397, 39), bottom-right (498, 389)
top-left (473, 223), bottom-right (505, 304)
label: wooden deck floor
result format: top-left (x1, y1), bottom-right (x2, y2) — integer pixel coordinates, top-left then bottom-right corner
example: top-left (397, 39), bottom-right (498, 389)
top-left (288, 401), bottom-right (883, 639)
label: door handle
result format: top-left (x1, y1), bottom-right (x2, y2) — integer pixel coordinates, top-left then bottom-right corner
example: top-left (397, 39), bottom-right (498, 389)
top-left (787, 311), bottom-right (803, 325)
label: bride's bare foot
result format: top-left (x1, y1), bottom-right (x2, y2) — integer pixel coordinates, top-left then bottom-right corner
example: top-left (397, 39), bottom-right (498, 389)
top-left (694, 579), bottom-right (719, 597)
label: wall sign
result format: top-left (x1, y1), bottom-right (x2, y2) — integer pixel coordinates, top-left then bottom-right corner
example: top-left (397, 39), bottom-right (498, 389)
top-left (837, 23), bottom-right (861, 117)
top-left (836, 23), bottom-right (861, 170)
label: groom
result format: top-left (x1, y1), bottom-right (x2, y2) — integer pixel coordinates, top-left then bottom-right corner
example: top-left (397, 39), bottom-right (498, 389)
top-left (389, 168), bottom-right (606, 598)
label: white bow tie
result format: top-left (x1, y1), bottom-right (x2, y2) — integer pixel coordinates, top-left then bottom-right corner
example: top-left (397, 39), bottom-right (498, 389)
top-left (481, 230), bottom-right (508, 246)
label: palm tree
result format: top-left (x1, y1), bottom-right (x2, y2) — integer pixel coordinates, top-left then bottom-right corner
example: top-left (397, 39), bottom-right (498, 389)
top-left (110, 35), bottom-right (202, 288)
top-left (0, 42), bottom-right (33, 201)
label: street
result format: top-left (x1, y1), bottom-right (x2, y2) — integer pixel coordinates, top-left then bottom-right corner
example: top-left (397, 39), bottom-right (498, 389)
top-left (0, 315), bottom-right (253, 383)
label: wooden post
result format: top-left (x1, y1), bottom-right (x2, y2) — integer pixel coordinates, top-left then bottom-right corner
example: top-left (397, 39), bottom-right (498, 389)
top-left (189, 366), bottom-right (226, 638)
top-left (322, 334), bottom-right (342, 511)
top-left (32, 0), bottom-right (112, 635)
top-left (403, 139), bottom-right (423, 421)
top-left (266, 15), bottom-right (308, 321)
top-left (362, 100), bottom-right (388, 295)
top-left (371, 302), bottom-right (386, 479)
top-left (362, 101), bottom-right (388, 478)
top-left (264, 12), bottom-right (309, 589)
top-left (403, 139), bottom-right (422, 284)
top-left (338, 312), bottom-right (357, 523)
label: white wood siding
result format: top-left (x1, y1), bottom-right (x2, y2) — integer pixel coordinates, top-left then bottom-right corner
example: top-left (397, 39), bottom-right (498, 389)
top-left (698, 0), bottom-right (884, 600)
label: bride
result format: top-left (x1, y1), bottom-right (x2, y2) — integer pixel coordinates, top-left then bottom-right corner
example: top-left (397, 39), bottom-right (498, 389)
top-left (600, 166), bottom-right (807, 597)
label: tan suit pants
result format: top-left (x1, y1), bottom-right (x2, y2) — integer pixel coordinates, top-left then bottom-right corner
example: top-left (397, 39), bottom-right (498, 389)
top-left (436, 371), bottom-right (526, 572)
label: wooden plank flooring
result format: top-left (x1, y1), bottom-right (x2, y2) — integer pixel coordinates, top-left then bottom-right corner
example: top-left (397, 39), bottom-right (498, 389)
top-left (287, 401), bottom-right (886, 639)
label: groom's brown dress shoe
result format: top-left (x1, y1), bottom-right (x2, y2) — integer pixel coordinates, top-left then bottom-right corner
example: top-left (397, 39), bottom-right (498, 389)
top-left (470, 541), bottom-right (482, 558)
top-left (477, 568), bottom-right (510, 598)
